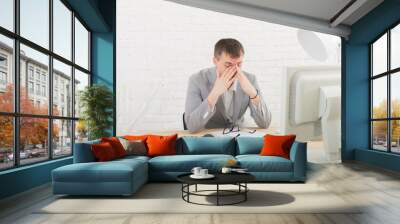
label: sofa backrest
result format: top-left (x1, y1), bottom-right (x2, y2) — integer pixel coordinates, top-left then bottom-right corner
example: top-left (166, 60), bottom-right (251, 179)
top-left (235, 136), bottom-right (264, 155)
top-left (176, 136), bottom-right (236, 155)
top-left (73, 139), bottom-right (100, 163)
top-left (74, 136), bottom-right (269, 162)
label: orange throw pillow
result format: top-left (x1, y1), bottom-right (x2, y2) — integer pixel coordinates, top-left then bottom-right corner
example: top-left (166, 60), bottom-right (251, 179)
top-left (259, 134), bottom-right (296, 159)
top-left (101, 137), bottom-right (127, 158)
top-left (146, 134), bottom-right (178, 157)
top-left (91, 142), bottom-right (117, 161)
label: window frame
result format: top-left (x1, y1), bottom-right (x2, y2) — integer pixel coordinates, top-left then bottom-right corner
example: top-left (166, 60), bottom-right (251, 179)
top-left (0, 0), bottom-right (92, 171)
top-left (370, 21), bottom-right (400, 154)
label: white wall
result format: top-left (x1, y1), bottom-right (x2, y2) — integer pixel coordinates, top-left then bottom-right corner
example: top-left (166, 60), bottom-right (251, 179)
top-left (116, 0), bottom-right (341, 135)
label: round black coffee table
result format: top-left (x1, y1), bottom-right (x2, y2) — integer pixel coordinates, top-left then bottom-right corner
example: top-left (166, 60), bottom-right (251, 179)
top-left (177, 173), bottom-right (255, 206)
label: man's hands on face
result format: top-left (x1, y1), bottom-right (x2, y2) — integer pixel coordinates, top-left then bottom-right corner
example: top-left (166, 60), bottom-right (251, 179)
top-left (207, 64), bottom-right (259, 108)
top-left (207, 66), bottom-right (238, 107)
top-left (235, 65), bottom-right (257, 98)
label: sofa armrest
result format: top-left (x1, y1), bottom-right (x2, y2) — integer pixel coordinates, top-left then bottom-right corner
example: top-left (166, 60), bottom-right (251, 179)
top-left (73, 140), bottom-right (100, 163)
top-left (289, 141), bottom-right (307, 181)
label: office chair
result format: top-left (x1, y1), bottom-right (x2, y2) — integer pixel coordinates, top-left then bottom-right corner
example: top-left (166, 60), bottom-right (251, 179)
top-left (183, 112), bottom-right (187, 130)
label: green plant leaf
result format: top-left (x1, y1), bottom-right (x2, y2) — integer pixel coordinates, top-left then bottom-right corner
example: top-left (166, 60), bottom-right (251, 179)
top-left (79, 84), bottom-right (114, 140)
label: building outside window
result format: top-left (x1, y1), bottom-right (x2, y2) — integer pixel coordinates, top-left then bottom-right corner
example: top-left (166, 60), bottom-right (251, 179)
top-left (0, 54), bottom-right (7, 89)
top-left (42, 85), bottom-right (46, 97)
top-left (0, 54), bottom-right (7, 67)
top-left (54, 88), bottom-right (58, 104)
top-left (41, 73), bottom-right (46, 83)
top-left (35, 83), bottom-right (40, 95)
top-left (0, 71), bottom-right (6, 84)
top-left (28, 81), bottom-right (34, 94)
top-left (35, 70), bottom-right (40, 81)
top-left (29, 66), bottom-right (34, 80)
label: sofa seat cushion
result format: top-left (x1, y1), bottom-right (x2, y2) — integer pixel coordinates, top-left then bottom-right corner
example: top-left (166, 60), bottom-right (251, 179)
top-left (53, 159), bottom-right (147, 183)
top-left (149, 154), bottom-right (235, 172)
top-left (236, 155), bottom-right (293, 172)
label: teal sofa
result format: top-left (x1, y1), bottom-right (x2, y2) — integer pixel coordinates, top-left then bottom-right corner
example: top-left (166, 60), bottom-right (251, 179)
top-left (52, 136), bottom-right (307, 196)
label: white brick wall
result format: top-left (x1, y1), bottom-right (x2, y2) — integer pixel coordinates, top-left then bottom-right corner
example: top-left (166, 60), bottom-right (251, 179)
top-left (116, 0), bottom-right (341, 135)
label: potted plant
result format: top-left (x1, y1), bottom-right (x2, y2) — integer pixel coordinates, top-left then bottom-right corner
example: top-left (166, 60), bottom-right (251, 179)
top-left (79, 84), bottom-right (113, 140)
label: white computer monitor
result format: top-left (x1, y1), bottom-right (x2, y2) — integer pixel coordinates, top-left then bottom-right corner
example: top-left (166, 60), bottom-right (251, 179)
top-left (281, 66), bottom-right (341, 162)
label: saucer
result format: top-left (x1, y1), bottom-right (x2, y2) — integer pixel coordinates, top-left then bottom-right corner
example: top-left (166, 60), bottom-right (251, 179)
top-left (190, 174), bottom-right (215, 179)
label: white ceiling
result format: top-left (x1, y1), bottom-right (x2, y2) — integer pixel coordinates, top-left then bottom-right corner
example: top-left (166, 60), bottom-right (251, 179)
top-left (165, 0), bottom-right (384, 38)
top-left (228, 0), bottom-right (353, 23)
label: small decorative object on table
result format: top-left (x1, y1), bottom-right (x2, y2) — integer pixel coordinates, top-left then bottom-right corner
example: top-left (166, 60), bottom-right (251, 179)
top-left (225, 159), bottom-right (238, 168)
top-left (222, 167), bottom-right (249, 174)
top-left (221, 159), bottom-right (245, 173)
top-left (221, 167), bottom-right (232, 173)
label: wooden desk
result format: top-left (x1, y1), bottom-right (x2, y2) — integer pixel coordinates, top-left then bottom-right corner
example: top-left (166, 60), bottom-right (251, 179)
top-left (124, 128), bottom-right (279, 137)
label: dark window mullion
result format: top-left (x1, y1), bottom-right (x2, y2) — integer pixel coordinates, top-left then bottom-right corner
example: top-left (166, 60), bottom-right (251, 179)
top-left (74, 64), bottom-right (90, 74)
top-left (49, 0), bottom-right (54, 160)
top-left (88, 30), bottom-right (91, 74)
top-left (0, 112), bottom-right (78, 119)
top-left (372, 71), bottom-right (390, 79)
top-left (0, 26), bottom-right (17, 39)
top-left (370, 45), bottom-right (373, 149)
top-left (71, 10), bottom-right (76, 155)
top-left (388, 30), bottom-right (391, 152)
top-left (369, 44), bottom-right (374, 149)
top-left (370, 45), bottom-right (372, 147)
top-left (369, 118), bottom-right (400, 121)
top-left (13, 0), bottom-right (20, 167)
top-left (371, 67), bottom-right (400, 78)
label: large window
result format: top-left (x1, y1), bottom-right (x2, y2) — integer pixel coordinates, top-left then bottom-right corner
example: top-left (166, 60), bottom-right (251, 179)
top-left (371, 23), bottom-right (400, 154)
top-left (0, 0), bottom-right (91, 170)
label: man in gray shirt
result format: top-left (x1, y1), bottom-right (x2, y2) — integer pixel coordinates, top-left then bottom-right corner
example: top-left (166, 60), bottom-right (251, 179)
top-left (184, 38), bottom-right (271, 133)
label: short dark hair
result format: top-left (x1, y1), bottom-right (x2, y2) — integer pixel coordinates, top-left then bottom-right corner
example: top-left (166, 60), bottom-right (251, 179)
top-left (214, 38), bottom-right (244, 58)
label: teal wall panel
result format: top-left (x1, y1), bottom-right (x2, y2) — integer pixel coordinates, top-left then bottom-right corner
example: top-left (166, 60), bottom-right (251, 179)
top-left (342, 0), bottom-right (400, 171)
top-left (91, 32), bottom-right (114, 135)
top-left (0, 157), bottom-right (72, 199)
top-left (92, 32), bottom-right (113, 87)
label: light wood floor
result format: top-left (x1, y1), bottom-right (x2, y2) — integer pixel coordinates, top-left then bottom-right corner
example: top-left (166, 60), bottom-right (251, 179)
top-left (1, 147), bottom-right (400, 224)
